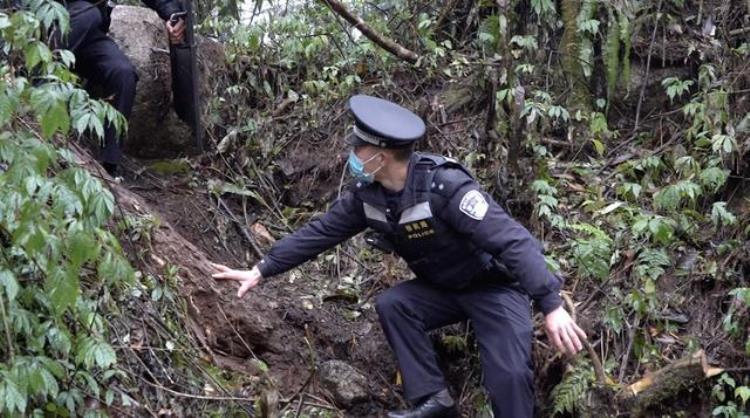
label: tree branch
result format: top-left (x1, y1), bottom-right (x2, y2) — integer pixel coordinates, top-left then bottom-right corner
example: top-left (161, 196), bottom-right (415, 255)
top-left (318, 0), bottom-right (419, 63)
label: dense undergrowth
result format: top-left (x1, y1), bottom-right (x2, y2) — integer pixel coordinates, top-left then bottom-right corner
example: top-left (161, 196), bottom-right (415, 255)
top-left (0, 1), bottom-right (254, 416)
top-left (200, 0), bottom-right (750, 416)
top-left (1, 0), bottom-right (749, 416)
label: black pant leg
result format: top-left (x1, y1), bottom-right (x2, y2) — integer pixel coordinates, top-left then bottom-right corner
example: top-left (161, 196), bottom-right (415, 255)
top-left (73, 34), bottom-right (137, 165)
top-left (458, 284), bottom-right (535, 418)
top-left (375, 279), bottom-right (465, 402)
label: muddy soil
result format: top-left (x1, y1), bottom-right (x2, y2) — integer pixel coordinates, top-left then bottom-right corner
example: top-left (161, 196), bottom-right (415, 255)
top-left (110, 147), bottom-right (748, 418)
top-left (117, 157), bottom-right (414, 416)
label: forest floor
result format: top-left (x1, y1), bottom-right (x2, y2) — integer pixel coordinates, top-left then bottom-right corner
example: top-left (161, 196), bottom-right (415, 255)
top-left (98, 140), bottom-right (748, 417)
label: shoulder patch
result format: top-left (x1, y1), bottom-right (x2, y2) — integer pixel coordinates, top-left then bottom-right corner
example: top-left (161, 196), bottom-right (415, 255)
top-left (459, 190), bottom-right (488, 220)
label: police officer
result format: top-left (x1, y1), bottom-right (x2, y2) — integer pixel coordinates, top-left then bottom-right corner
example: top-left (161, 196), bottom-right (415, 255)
top-left (60, 0), bottom-right (186, 176)
top-left (211, 95), bottom-right (587, 418)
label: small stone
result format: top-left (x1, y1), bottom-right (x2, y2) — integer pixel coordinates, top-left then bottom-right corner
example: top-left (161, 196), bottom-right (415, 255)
top-left (318, 360), bottom-right (369, 407)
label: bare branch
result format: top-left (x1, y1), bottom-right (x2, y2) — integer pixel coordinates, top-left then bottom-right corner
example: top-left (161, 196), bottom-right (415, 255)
top-left (318, 0), bottom-right (419, 63)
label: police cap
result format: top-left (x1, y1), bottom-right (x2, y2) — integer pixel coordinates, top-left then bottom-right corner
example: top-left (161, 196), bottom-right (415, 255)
top-left (347, 95), bottom-right (426, 148)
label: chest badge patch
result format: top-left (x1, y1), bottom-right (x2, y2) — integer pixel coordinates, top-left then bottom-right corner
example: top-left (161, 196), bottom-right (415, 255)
top-left (459, 190), bottom-right (488, 220)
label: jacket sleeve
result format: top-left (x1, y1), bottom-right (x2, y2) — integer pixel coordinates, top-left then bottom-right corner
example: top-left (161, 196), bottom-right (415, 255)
top-left (257, 191), bottom-right (367, 278)
top-left (141, 0), bottom-right (183, 21)
top-left (436, 168), bottom-right (563, 314)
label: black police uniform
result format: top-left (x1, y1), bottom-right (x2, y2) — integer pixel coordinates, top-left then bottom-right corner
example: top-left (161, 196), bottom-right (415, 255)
top-left (256, 95), bottom-right (563, 418)
top-left (62, 0), bottom-right (182, 167)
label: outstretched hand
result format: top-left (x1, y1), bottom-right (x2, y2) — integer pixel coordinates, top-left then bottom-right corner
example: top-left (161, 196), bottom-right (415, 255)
top-left (544, 305), bottom-right (587, 355)
top-left (211, 263), bottom-right (262, 298)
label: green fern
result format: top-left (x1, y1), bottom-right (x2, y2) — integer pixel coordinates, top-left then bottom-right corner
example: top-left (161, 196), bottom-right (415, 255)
top-left (569, 223), bottom-right (611, 241)
top-left (441, 335), bottom-right (468, 353)
top-left (576, 0), bottom-right (598, 79)
top-left (477, 15), bottom-right (502, 48)
top-left (551, 360), bottom-right (595, 416)
top-left (569, 223), bottom-right (613, 281)
top-left (634, 247), bottom-right (671, 281)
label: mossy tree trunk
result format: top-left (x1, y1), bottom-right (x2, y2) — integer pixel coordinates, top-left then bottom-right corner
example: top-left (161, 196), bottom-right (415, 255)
top-left (560, 0), bottom-right (592, 114)
top-left (490, 0), bottom-right (523, 175)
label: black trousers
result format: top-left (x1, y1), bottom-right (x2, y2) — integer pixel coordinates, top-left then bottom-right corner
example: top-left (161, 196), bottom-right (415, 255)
top-left (64, 1), bottom-right (137, 165)
top-left (376, 279), bottom-right (534, 418)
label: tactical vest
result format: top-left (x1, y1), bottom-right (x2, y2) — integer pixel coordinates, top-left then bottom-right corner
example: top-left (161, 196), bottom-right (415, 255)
top-left (353, 154), bottom-right (497, 289)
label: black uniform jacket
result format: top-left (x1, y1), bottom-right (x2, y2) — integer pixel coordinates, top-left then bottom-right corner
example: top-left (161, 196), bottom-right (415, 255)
top-left (257, 153), bottom-right (562, 314)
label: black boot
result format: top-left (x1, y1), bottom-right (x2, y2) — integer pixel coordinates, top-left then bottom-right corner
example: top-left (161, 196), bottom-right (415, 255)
top-left (388, 389), bottom-right (458, 418)
top-left (103, 162), bottom-right (118, 177)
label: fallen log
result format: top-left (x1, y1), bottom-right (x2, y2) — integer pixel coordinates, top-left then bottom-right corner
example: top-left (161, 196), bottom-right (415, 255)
top-left (616, 350), bottom-right (724, 414)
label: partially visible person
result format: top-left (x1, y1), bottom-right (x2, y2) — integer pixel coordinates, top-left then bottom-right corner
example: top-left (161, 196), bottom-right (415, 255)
top-left (61, 0), bottom-right (186, 176)
top-left (210, 95), bottom-right (587, 418)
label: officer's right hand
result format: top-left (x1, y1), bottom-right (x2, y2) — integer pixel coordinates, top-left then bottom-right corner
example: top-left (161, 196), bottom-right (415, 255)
top-left (211, 262), bottom-right (262, 298)
top-left (166, 17), bottom-right (186, 44)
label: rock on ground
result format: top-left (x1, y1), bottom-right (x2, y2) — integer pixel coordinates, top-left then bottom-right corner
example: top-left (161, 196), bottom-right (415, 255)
top-left (318, 360), bottom-right (370, 407)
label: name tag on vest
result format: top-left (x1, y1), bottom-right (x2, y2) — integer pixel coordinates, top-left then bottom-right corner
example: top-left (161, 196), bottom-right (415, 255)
top-left (399, 202), bottom-right (435, 239)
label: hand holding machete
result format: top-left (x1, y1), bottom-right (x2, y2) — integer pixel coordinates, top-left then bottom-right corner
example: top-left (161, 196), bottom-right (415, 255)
top-left (167, 12), bottom-right (186, 44)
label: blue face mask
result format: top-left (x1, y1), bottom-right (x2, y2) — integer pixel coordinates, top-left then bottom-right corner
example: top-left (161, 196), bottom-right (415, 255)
top-left (348, 150), bottom-right (382, 184)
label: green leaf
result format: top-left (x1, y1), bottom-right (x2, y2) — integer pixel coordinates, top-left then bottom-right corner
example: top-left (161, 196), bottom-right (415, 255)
top-left (58, 50), bottom-right (75, 68)
top-left (76, 370), bottom-right (99, 397)
top-left (97, 252), bottom-right (134, 284)
top-left (33, 0), bottom-right (70, 34)
top-left (71, 100), bottom-right (105, 139)
top-left (88, 191), bottom-right (114, 225)
top-left (28, 365), bottom-right (58, 398)
top-left (0, 269), bottom-right (20, 301)
top-left (24, 41), bottom-right (52, 70)
top-left (591, 138), bottom-right (605, 156)
top-left (711, 202), bottom-right (736, 228)
top-left (617, 182), bottom-right (642, 200)
top-left (662, 78), bottom-right (693, 102)
top-left (30, 86), bottom-right (71, 139)
top-left (711, 134), bottom-right (737, 155)
top-left (674, 155), bottom-right (700, 176)
top-left (93, 341), bottom-right (116, 368)
top-left (75, 336), bottom-right (95, 367)
top-left (510, 35), bottom-right (538, 51)
top-left (76, 336), bottom-right (116, 369)
top-left (0, 374), bottom-right (28, 415)
top-left (105, 390), bottom-right (115, 406)
top-left (700, 167), bottom-right (729, 193)
top-left (39, 357), bottom-right (66, 380)
top-left (643, 278), bottom-right (656, 294)
top-left (40, 367), bottom-right (59, 398)
top-left (207, 179), bottom-right (263, 201)
top-left (531, 0), bottom-right (555, 15)
top-left (531, 179), bottom-right (557, 195)
top-left (654, 184), bottom-right (682, 211)
top-left (46, 268), bottom-right (79, 313)
top-left (578, 19), bottom-right (600, 35)
top-left (51, 181), bottom-right (84, 217)
top-left (648, 217), bottom-right (674, 245)
top-left (735, 386), bottom-right (750, 405)
top-left (46, 325), bottom-right (73, 356)
top-left (0, 88), bottom-right (21, 128)
top-left (68, 231), bottom-right (99, 269)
